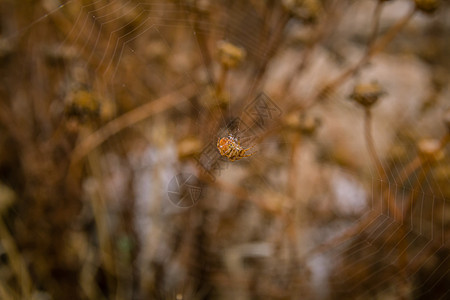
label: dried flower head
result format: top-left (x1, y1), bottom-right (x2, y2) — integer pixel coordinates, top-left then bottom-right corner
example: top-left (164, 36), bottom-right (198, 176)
top-left (284, 112), bottom-right (321, 136)
top-left (177, 136), bottom-right (202, 160)
top-left (417, 138), bottom-right (444, 162)
top-left (199, 86), bottom-right (230, 110)
top-left (349, 82), bottom-right (386, 108)
top-left (217, 41), bottom-right (246, 69)
top-left (65, 90), bottom-right (100, 122)
top-left (192, 0), bottom-right (211, 12)
top-left (414, 0), bottom-right (440, 14)
top-left (282, 0), bottom-right (322, 23)
top-left (0, 183), bottom-right (16, 212)
top-left (300, 114), bottom-right (321, 135)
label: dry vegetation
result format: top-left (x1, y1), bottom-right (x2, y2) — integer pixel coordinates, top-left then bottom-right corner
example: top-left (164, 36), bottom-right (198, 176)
top-left (0, 0), bottom-right (449, 299)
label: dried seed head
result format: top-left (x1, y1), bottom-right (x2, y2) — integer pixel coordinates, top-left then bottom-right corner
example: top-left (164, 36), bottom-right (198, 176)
top-left (283, 0), bottom-right (322, 23)
top-left (283, 113), bottom-right (321, 136)
top-left (349, 82), bottom-right (386, 108)
top-left (200, 87), bottom-right (230, 110)
top-left (283, 112), bottom-right (301, 130)
top-left (417, 138), bottom-right (444, 162)
top-left (65, 90), bottom-right (101, 122)
top-left (144, 40), bottom-right (169, 62)
top-left (414, 0), bottom-right (440, 14)
top-left (217, 41), bottom-right (246, 69)
top-left (177, 137), bottom-right (202, 160)
top-left (193, 0), bottom-right (211, 12)
top-left (0, 183), bottom-right (16, 212)
top-left (299, 114), bottom-right (321, 136)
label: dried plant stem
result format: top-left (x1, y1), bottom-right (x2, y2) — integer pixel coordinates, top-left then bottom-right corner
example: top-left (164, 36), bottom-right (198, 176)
top-left (280, 0), bottom-right (345, 100)
top-left (216, 65), bottom-right (228, 95)
top-left (0, 281), bottom-right (15, 300)
top-left (403, 168), bottom-right (429, 217)
top-left (247, 10), bottom-right (290, 100)
top-left (285, 135), bottom-right (302, 286)
top-left (0, 103), bottom-right (29, 146)
top-left (296, 107), bottom-right (402, 264)
top-left (314, 1), bottom-right (385, 97)
top-left (395, 161), bottom-right (431, 272)
top-left (277, 33), bottom-right (320, 101)
top-left (302, 133), bottom-right (450, 275)
top-left (370, 131), bottom-right (449, 272)
top-left (397, 156), bottom-right (423, 187)
top-left (364, 108), bottom-right (386, 180)
top-left (297, 3), bottom-right (415, 112)
top-left (0, 216), bottom-right (32, 299)
top-left (368, 6), bottom-right (416, 57)
top-left (87, 151), bottom-right (117, 296)
top-left (71, 84), bottom-right (197, 166)
top-left (193, 11), bottom-right (215, 86)
top-left (364, 108), bottom-right (405, 225)
top-left (287, 135), bottom-right (301, 200)
top-left (401, 133), bottom-right (450, 217)
top-left (247, 5), bottom-right (420, 273)
top-left (257, 0), bottom-right (273, 54)
top-left (278, 1), bottom-right (384, 116)
top-left (298, 209), bottom-right (378, 263)
top-left (80, 247), bottom-right (104, 300)
top-left (367, 1), bottom-right (383, 50)
top-left (330, 4), bottom-right (413, 91)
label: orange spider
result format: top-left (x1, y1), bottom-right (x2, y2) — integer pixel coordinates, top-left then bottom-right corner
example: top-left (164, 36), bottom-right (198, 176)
top-left (217, 134), bottom-right (256, 161)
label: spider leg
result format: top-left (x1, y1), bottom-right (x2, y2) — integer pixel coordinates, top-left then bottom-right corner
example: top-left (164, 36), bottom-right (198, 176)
top-left (225, 147), bottom-right (233, 156)
top-left (243, 151), bottom-right (256, 158)
top-left (230, 148), bottom-right (239, 159)
top-left (247, 142), bottom-right (257, 150)
top-left (242, 143), bottom-right (257, 157)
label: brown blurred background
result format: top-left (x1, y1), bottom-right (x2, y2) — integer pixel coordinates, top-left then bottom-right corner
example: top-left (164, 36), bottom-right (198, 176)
top-left (0, 0), bottom-right (449, 299)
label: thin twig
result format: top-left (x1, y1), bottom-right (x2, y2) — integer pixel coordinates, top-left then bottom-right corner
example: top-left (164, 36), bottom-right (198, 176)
top-left (368, 6), bottom-right (416, 57)
top-left (216, 65), bottom-right (228, 95)
top-left (367, 1), bottom-right (384, 50)
top-left (279, 0), bottom-right (345, 100)
top-left (193, 11), bottom-right (215, 86)
top-left (70, 84), bottom-right (197, 166)
top-left (86, 151), bottom-right (117, 296)
top-left (0, 216), bottom-right (32, 299)
top-left (364, 108), bottom-right (386, 180)
top-left (298, 3), bottom-right (416, 112)
top-left (287, 134), bottom-right (301, 200)
top-left (0, 280), bottom-right (16, 300)
top-left (364, 108), bottom-right (404, 222)
top-left (401, 133), bottom-right (450, 217)
top-left (247, 8), bottom-right (290, 100)
top-left (314, 1), bottom-right (385, 99)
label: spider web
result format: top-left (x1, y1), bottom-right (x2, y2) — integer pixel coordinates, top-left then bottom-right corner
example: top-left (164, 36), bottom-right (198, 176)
top-left (2, 0), bottom-right (450, 299)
